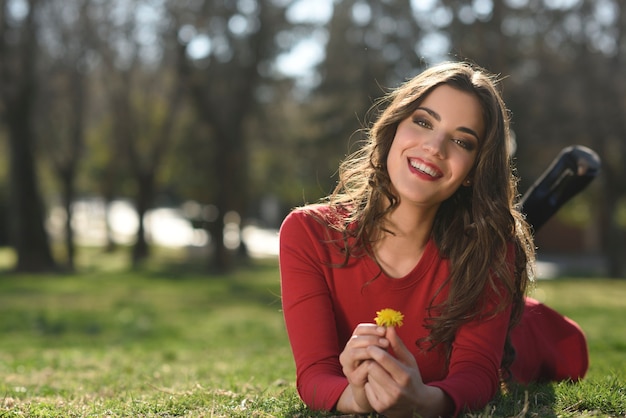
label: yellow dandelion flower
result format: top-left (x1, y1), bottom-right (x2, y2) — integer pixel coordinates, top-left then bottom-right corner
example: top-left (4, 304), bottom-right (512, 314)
top-left (374, 308), bottom-right (404, 327)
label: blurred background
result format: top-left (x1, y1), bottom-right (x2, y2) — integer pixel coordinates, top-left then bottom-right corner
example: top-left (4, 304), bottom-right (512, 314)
top-left (0, 0), bottom-right (624, 277)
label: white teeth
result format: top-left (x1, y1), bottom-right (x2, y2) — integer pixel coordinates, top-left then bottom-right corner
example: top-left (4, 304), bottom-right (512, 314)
top-left (410, 160), bottom-right (439, 177)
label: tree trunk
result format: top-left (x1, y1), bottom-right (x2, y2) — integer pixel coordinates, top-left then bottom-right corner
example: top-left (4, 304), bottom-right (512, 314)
top-left (103, 196), bottom-right (117, 253)
top-left (131, 174), bottom-right (154, 267)
top-left (208, 124), bottom-right (249, 272)
top-left (1, 0), bottom-right (56, 272)
top-left (599, 169), bottom-right (625, 278)
top-left (61, 169), bottom-right (76, 271)
top-left (6, 105), bottom-right (57, 272)
top-left (207, 211), bottom-right (228, 272)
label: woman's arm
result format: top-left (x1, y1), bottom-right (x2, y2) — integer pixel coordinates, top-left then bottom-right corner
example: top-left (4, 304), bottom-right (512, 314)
top-left (279, 210), bottom-right (351, 410)
top-left (429, 304), bottom-right (512, 416)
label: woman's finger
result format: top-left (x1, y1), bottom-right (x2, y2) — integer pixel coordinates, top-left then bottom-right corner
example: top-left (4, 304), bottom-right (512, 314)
top-left (352, 323), bottom-right (387, 337)
top-left (385, 326), bottom-right (418, 368)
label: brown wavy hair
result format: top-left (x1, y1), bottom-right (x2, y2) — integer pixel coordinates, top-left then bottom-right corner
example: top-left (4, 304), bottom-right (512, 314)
top-left (321, 61), bottom-right (535, 375)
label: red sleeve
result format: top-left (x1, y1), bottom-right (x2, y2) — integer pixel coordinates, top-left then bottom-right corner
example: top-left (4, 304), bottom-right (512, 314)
top-left (429, 303), bottom-right (511, 416)
top-left (279, 209), bottom-right (348, 410)
top-left (429, 244), bottom-right (516, 417)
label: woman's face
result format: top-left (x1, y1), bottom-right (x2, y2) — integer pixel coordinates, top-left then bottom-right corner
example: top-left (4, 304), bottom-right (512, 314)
top-left (386, 84), bottom-right (484, 211)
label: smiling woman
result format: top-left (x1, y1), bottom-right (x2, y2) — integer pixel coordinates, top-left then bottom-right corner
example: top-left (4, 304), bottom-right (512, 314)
top-left (386, 85), bottom-right (482, 215)
top-left (279, 61), bottom-right (589, 418)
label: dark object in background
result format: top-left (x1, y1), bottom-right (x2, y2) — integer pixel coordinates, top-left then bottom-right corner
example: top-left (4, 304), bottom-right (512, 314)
top-left (520, 145), bottom-right (601, 232)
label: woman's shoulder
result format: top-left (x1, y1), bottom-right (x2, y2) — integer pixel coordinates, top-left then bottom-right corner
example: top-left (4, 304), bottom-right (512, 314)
top-left (280, 204), bottom-right (352, 243)
top-left (286, 203), bottom-right (330, 216)
top-left (281, 204), bottom-right (345, 227)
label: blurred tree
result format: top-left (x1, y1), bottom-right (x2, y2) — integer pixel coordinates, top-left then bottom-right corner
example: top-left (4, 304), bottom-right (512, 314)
top-left (0, 0), bottom-right (57, 272)
top-left (0, 136), bottom-right (7, 246)
top-left (247, 80), bottom-right (316, 215)
top-left (171, 0), bottom-right (293, 271)
top-left (95, 0), bottom-right (185, 266)
top-left (82, 74), bottom-right (128, 253)
top-left (298, 0), bottom-right (425, 202)
top-left (36, 0), bottom-right (95, 271)
top-left (1, 0), bottom-right (622, 276)
top-left (508, 0), bottom-right (626, 277)
top-left (574, 1), bottom-right (626, 277)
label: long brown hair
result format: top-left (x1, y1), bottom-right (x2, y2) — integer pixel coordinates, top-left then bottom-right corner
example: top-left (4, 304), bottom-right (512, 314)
top-left (322, 61), bottom-right (535, 374)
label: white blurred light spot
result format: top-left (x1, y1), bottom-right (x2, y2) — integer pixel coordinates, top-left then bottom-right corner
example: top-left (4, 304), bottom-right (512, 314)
top-left (187, 35), bottom-right (212, 60)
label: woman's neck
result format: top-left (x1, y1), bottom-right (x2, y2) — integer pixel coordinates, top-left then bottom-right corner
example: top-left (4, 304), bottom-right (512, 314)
top-left (373, 203), bottom-right (437, 278)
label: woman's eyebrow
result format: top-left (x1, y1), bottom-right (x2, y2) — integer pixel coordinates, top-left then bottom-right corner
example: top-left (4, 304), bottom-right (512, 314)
top-left (416, 106), bottom-right (480, 142)
top-left (417, 106), bottom-right (441, 121)
top-left (458, 126), bottom-right (480, 142)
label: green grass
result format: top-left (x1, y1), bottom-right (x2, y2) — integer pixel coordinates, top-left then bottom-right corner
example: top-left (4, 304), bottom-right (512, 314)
top-left (0, 248), bottom-right (624, 417)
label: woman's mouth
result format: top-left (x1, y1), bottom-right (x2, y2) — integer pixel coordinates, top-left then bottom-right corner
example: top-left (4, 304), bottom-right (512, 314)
top-left (409, 159), bottom-right (442, 179)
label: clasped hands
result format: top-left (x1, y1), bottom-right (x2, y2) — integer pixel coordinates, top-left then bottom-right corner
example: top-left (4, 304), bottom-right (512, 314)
top-left (339, 323), bottom-right (425, 417)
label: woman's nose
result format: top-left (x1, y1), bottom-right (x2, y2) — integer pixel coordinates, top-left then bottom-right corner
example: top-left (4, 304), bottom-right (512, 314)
top-left (422, 133), bottom-right (446, 158)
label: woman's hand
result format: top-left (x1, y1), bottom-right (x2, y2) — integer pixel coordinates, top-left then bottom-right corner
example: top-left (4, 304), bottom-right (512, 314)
top-left (364, 326), bottom-right (454, 418)
top-left (337, 323), bottom-right (389, 413)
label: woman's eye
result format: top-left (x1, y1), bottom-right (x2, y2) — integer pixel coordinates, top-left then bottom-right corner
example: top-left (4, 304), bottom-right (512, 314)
top-left (453, 138), bottom-right (475, 151)
top-left (413, 118), bottom-right (431, 129)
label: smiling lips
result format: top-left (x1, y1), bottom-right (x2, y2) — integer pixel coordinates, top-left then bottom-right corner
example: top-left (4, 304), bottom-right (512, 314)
top-left (408, 158), bottom-right (443, 179)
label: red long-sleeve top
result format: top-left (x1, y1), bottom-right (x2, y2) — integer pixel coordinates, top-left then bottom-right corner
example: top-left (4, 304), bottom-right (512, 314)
top-left (279, 206), bottom-right (511, 417)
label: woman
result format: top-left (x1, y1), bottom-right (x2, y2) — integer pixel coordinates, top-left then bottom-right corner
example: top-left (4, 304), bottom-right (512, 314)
top-left (279, 62), bottom-right (588, 417)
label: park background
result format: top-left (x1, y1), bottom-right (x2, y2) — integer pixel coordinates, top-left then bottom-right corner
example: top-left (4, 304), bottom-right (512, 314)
top-left (1, 0), bottom-right (625, 416)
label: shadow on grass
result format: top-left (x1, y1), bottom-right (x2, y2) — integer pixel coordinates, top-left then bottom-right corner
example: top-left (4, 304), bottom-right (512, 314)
top-left (260, 383), bottom-right (559, 418)
top-left (479, 382), bottom-right (557, 418)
